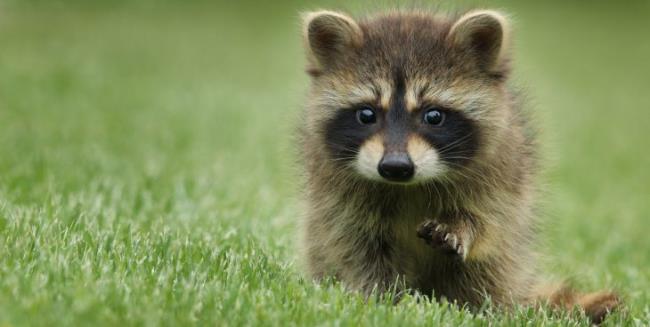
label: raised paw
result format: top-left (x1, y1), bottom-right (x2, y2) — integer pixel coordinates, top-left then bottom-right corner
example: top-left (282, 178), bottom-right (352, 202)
top-left (416, 219), bottom-right (466, 260)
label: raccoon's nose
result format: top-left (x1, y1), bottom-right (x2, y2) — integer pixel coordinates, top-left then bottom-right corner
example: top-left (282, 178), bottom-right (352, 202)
top-left (378, 153), bottom-right (415, 182)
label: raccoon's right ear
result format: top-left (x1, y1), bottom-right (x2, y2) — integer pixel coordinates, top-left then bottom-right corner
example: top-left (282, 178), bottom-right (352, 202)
top-left (302, 10), bottom-right (363, 75)
top-left (447, 10), bottom-right (511, 76)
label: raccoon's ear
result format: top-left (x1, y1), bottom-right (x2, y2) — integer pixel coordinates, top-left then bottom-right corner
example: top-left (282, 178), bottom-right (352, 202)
top-left (448, 10), bottom-right (510, 76)
top-left (302, 10), bottom-right (363, 75)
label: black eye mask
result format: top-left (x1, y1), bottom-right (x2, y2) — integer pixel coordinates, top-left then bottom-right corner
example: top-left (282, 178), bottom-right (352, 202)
top-left (324, 108), bottom-right (381, 162)
top-left (416, 109), bottom-right (480, 166)
top-left (323, 104), bottom-right (479, 167)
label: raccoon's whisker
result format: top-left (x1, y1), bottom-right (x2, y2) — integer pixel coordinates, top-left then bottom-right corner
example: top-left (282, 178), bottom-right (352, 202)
top-left (329, 156), bottom-right (358, 162)
top-left (329, 144), bottom-right (362, 154)
top-left (442, 156), bottom-right (474, 161)
top-left (436, 133), bottom-right (476, 154)
top-left (438, 162), bottom-right (494, 187)
top-left (425, 181), bottom-right (445, 206)
top-left (443, 162), bottom-right (513, 190)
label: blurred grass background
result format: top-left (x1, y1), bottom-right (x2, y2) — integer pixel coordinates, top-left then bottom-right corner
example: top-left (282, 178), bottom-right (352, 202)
top-left (0, 0), bottom-right (648, 325)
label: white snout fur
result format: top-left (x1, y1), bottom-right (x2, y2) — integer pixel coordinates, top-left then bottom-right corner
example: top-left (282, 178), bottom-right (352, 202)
top-left (407, 135), bottom-right (446, 181)
top-left (355, 135), bottom-right (384, 180)
top-left (355, 134), bottom-right (445, 182)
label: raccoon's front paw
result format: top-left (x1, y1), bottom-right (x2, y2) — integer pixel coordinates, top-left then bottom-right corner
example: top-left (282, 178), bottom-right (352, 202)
top-left (416, 220), bottom-right (466, 260)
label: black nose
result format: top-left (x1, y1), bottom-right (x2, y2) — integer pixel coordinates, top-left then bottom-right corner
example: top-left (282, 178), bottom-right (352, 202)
top-left (378, 153), bottom-right (415, 182)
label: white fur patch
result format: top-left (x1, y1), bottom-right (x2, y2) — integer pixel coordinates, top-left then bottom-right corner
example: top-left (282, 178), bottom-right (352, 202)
top-left (355, 135), bottom-right (384, 180)
top-left (356, 134), bottom-right (445, 184)
top-left (408, 135), bottom-right (445, 182)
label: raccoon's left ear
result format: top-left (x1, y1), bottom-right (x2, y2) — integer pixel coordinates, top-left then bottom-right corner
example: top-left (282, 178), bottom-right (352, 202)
top-left (448, 10), bottom-right (511, 76)
top-left (302, 10), bottom-right (363, 75)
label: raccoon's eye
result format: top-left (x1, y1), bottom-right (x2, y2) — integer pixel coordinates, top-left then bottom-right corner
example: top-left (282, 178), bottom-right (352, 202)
top-left (423, 108), bottom-right (445, 126)
top-left (356, 107), bottom-right (377, 125)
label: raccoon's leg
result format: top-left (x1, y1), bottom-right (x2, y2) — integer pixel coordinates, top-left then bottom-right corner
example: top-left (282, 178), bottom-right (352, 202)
top-left (416, 218), bottom-right (476, 261)
top-left (304, 236), bottom-right (400, 298)
top-left (346, 236), bottom-right (402, 297)
top-left (533, 283), bottom-right (621, 325)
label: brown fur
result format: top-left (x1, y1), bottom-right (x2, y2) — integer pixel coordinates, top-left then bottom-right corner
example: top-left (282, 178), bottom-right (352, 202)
top-left (297, 9), bottom-right (619, 324)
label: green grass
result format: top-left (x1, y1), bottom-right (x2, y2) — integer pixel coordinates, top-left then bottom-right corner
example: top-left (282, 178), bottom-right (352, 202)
top-left (0, 1), bottom-right (649, 326)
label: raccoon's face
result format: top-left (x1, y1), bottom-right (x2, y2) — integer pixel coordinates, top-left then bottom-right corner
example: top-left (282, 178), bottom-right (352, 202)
top-left (303, 10), bottom-right (511, 184)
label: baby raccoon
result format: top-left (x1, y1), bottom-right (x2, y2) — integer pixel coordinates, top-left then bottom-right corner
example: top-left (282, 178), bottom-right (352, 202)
top-left (298, 9), bottom-right (620, 324)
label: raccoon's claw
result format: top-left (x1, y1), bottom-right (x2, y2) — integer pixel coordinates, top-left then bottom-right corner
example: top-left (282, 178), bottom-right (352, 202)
top-left (417, 220), bottom-right (466, 260)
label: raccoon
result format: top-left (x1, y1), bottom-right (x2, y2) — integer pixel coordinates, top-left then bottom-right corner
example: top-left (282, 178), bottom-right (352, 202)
top-left (297, 9), bottom-right (620, 324)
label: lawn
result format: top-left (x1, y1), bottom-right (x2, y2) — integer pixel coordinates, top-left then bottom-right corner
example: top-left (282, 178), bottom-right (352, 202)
top-left (0, 1), bottom-right (648, 326)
